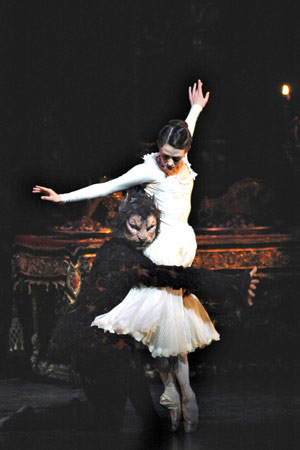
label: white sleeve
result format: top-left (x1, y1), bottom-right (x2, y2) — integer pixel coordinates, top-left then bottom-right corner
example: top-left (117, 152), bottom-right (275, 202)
top-left (185, 104), bottom-right (203, 137)
top-left (60, 163), bottom-right (156, 203)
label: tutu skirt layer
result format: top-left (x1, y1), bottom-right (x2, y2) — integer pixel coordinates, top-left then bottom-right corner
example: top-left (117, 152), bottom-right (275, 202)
top-left (91, 285), bottom-right (219, 357)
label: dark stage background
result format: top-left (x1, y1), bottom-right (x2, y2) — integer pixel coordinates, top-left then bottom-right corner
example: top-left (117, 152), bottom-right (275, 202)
top-left (1, 1), bottom-right (300, 370)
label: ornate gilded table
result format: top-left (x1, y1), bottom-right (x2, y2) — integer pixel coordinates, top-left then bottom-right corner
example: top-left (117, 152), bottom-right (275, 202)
top-left (10, 232), bottom-right (109, 380)
top-left (9, 229), bottom-right (300, 379)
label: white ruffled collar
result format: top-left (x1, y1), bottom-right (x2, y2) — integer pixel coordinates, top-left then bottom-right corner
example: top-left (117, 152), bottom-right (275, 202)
top-left (142, 152), bottom-right (197, 183)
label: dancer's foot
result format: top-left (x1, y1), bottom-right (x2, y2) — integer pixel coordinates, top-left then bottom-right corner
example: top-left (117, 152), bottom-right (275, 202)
top-left (182, 392), bottom-right (198, 433)
top-left (159, 389), bottom-right (181, 432)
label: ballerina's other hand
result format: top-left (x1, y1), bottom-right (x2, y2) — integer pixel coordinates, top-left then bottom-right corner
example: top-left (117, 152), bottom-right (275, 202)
top-left (32, 185), bottom-right (61, 203)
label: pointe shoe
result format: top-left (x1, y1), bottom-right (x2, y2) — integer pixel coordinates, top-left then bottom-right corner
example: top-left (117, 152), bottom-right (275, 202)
top-left (182, 393), bottom-right (198, 433)
top-left (160, 391), bottom-right (181, 432)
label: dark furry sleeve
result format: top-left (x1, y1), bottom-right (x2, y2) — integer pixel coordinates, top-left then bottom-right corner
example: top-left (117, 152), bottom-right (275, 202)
top-left (91, 241), bottom-right (251, 305)
top-left (145, 266), bottom-right (251, 303)
top-left (76, 238), bottom-right (251, 308)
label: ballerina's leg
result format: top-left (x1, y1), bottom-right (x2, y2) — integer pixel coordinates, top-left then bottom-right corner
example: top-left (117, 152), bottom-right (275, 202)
top-left (172, 353), bottom-right (198, 433)
top-left (157, 357), bottom-right (181, 432)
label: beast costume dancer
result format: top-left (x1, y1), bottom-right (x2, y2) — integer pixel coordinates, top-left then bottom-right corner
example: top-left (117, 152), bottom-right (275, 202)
top-left (33, 80), bottom-right (258, 432)
top-left (0, 191), bottom-right (256, 433)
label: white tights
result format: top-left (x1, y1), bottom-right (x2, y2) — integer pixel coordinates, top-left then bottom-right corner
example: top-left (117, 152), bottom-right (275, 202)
top-left (158, 354), bottom-right (193, 400)
top-left (158, 354), bottom-right (198, 430)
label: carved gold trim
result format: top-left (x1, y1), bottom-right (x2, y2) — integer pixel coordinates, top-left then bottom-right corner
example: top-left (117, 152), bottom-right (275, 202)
top-left (194, 246), bottom-right (299, 269)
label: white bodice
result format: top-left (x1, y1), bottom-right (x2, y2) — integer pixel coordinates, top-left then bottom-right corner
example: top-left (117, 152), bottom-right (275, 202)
top-left (143, 153), bottom-right (196, 227)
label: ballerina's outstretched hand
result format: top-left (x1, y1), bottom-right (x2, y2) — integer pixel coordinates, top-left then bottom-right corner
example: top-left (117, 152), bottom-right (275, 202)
top-left (32, 185), bottom-right (61, 203)
top-left (188, 79), bottom-right (210, 108)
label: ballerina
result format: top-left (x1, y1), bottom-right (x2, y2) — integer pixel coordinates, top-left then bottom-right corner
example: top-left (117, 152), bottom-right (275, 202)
top-left (33, 80), bottom-right (256, 432)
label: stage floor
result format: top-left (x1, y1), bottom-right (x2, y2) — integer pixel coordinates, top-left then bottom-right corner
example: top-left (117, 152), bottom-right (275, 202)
top-left (0, 371), bottom-right (299, 450)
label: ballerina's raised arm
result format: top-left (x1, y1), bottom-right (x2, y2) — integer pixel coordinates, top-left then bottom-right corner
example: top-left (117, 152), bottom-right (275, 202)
top-left (32, 79), bottom-right (209, 203)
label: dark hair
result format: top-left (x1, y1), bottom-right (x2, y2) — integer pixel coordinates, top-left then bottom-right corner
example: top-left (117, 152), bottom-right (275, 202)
top-left (157, 119), bottom-right (192, 151)
top-left (113, 188), bottom-right (160, 239)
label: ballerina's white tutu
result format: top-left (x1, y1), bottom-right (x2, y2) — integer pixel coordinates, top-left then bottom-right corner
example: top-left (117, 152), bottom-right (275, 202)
top-left (91, 153), bottom-right (220, 357)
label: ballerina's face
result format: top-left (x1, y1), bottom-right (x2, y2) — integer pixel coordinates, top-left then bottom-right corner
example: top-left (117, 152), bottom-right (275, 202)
top-left (158, 144), bottom-right (186, 176)
top-left (124, 214), bottom-right (157, 249)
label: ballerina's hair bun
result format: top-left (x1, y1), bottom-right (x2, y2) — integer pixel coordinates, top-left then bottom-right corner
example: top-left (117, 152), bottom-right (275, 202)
top-left (168, 119), bottom-right (189, 129)
top-left (157, 119), bottom-right (192, 150)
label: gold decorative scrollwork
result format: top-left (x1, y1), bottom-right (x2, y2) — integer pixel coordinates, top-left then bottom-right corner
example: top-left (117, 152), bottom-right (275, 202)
top-left (194, 246), bottom-right (299, 270)
top-left (13, 254), bottom-right (67, 277)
